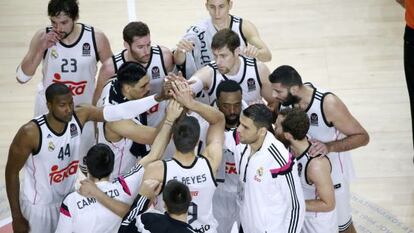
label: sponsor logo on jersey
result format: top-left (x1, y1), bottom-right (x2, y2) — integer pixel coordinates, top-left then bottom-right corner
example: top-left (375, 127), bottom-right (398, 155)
top-left (225, 162), bottom-right (237, 174)
top-left (151, 66), bottom-right (160, 79)
top-left (254, 166), bottom-right (264, 182)
top-left (310, 113), bottom-right (319, 126)
top-left (147, 103), bottom-right (159, 114)
top-left (82, 43), bottom-right (91, 56)
top-left (48, 141), bottom-right (55, 151)
top-left (247, 78), bottom-right (256, 92)
top-left (53, 73), bottom-right (87, 96)
top-left (297, 162), bottom-right (303, 177)
top-left (47, 134), bottom-right (52, 139)
top-left (49, 160), bottom-right (79, 184)
top-left (51, 48), bottom-right (59, 59)
top-left (70, 123), bottom-right (78, 138)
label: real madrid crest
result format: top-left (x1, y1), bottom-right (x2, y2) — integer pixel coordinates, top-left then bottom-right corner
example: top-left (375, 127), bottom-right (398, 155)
top-left (254, 166), bottom-right (264, 182)
top-left (51, 48), bottom-right (59, 59)
top-left (48, 141), bottom-right (55, 151)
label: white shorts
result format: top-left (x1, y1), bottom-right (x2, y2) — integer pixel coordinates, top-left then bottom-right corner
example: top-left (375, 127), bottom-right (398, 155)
top-left (301, 209), bottom-right (337, 233)
top-left (20, 199), bottom-right (60, 233)
top-left (335, 180), bottom-right (352, 231)
top-left (212, 188), bottom-right (239, 233)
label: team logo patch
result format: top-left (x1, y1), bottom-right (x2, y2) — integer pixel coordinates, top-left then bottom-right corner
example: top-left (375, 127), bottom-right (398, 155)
top-left (247, 78), bottom-right (256, 92)
top-left (70, 123), bottom-right (78, 138)
top-left (48, 141), bottom-right (55, 152)
top-left (47, 134), bottom-right (52, 139)
top-left (151, 66), bottom-right (160, 79)
top-left (254, 167), bottom-right (264, 182)
top-left (297, 162), bottom-right (303, 177)
top-left (82, 43), bottom-right (91, 56)
top-left (310, 113), bottom-right (319, 126)
top-left (51, 48), bottom-right (59, 59)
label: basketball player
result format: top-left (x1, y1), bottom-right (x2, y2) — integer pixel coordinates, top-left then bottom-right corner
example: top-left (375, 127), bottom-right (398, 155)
top-left (142, 80), bottom-right (225, 233)
top-left (213, 80), bottom-right (243, 233)
top-left (236, 104), bottom-right (305, 233)
top-left (135, 180), bottom-right (198, 233)
top-left (187, 29), bottom-right (274, 107)
top-left (174, 0), bottom-right (271, 78)
top-left (276, 108), bottom-right (337, 233)
top-left (94, 61), bottom-right (169, 180)
top-left (55, 99), bottom-right (182, 233)
top-left (92, 21), bottom-right (174, 105)
top-left (5, 83), bottom-right (166, 233)
top-left (16, 0), bottom-right (113, 176)
top-left (54, 144), bottom-right (160, 233)
top-left (269, 65), bottom-right (370, 233)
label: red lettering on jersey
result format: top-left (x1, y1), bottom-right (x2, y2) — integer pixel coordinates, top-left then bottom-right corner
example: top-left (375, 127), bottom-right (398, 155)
top-left (52, 74), bottom-right (87, 96)
top-left (191, 191), bottom-right (199, 197)
top-left (49, 160), bottom-right (79, 184)
top-left (147, 104), bottom-right (159, 114)
top-left (225, 162), bottom-right (237, 174)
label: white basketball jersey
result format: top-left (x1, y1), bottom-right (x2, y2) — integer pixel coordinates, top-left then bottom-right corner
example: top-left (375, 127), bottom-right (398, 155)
top-left (41, 23), bottom-right (98, 106)
top-left (162, 156), bottom-right (218, 233)
top-left (303, 83), bottom-right (355, 183)
top-left (22, 114), bottom-right (82, 205)
top-left (112, 46), bottom-right (168, 95)
top-left (215, 127), bottom-right (240, 193)
top-left (206, 56), bottom-right (262, 106)
top-left (56, 181), bottom-right (128, 233)
top-left (181, 15), bottom-right (247, 78)
top-left (295, 148), bottom-right (337, 233)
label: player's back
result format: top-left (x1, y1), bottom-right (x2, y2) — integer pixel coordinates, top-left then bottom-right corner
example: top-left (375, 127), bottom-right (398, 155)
top-left (56, 181), bottom-right (128, 233)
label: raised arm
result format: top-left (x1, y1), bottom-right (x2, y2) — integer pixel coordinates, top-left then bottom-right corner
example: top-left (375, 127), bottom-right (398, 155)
top-left (5, 122), bottom-right (39, 233)
top-left (241, 19), bottom-right (272, 62)
top-left (74, 93), bottom-right (165, 125)
top-left (139, 100), bottom-right (183, 167)
top-left (171, 80), bottom-right (225, 174)
top-left (17, 29), bottom-right (59, 83)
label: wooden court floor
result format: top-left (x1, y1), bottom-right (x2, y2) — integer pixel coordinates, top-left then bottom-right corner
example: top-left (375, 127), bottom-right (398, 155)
top-left (0, 0), bottom-right (413, 230)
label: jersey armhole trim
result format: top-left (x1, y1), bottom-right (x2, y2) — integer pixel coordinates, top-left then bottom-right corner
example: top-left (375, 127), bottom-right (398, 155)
top-left (320, 92), bottom-right (334, 127)
top-left (31, 119), bottom-right (43, 156)
top-left (198, 154), bottom-right (218, 187)
top-left (238, 17), bottom-right (248, 46)
top-left (73, 112), bottom-right (83, 133)
top-left (91, 26), bottom-right (99, 62)
top-left (160, 160), bottom-right (167, 194)
top-left (207, 64), bottom-right (217, 96)
top-left (157, 45), bottom-right (168, 75)
top-left (253, 59), bottom-right (262, 88)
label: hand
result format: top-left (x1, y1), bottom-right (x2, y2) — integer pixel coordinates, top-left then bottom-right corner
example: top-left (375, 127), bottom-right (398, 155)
top-left (12, 215), bottom-right (30, 233)
top-left (308, 139), bottom-right (329, 157)
top-left (176, 39), bottom-right (194, 54)
top-left (40, 30), bottom-right (60, 50)
top-left (78, 179), bottom-right (99, 198)
top-left (166, 99), bottom-right (184, 122)
top-left (163, 72), bottom-right (186, 100)
top-left (242, 44), bottom-right (259, 58)
top-left (170, 80), bottom-right (194, 108)
top-left (139, 179), bottom-right (162, 199)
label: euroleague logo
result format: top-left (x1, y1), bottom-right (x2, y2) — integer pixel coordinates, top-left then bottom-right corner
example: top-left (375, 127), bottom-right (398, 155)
top-left (53, 73), bottom-right (87, 96)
